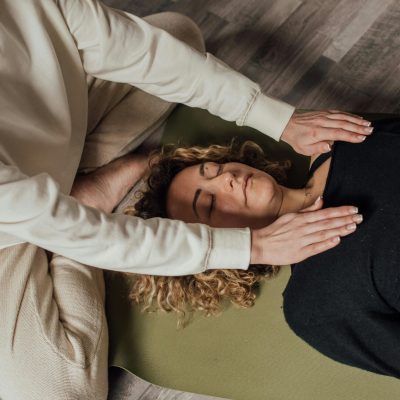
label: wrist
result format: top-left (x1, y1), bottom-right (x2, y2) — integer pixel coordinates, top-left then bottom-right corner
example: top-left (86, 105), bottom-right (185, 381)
top-left (250, 229), bottom-right (262, 264)
top-left (207, 227), bottom-right (252, 269)
top-left (280, 112), bottom-right (297, 145)
top-left (244, 92), bottom-right (295, 142)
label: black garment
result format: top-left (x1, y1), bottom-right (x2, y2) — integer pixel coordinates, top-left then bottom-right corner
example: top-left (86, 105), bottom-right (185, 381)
top-left (282, 117), bottom-right (400, 379)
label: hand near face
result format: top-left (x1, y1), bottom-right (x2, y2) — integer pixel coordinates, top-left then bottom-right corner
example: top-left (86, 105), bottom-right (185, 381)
top-left (280, 110), bottom-right (374, 156)
top-left (250, 197), bottom-right (362, 266)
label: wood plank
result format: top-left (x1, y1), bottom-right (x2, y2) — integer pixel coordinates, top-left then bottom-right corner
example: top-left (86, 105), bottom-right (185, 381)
top-left (291, 75), bottom-right (371, 111)
top-left (105, 0), bottom-right (169, 16)
top-left (208, 0), bottom-right (302, 70)
top-left (103, 0), bottom-right (400, 113)
top-left (330, 0), bottom-right (400, 97)
top-left (196, 11), bottom-right (227, 44)
top-left (317, 0), bottom-right (366, 38)
top-left (253, 2), bottom-right (336, 71)
top-left (323, 0), bottom-right (393, 63)
top-left (206, 0), bottom-right (242, 22)
top-left (283, 55), bottom-right (335, 105)
top-left (367, 62), bottom-right (400, 113)
top-left (267, 31), bottom-right (332, 99)
top-left (161, 0), bottom-right (214, 22)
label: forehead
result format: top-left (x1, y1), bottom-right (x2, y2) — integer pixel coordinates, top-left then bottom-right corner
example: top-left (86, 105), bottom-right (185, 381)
top-left (170, 163), bottom-right (200, 191)
top-left (166, 163), bottom-right (204, 222)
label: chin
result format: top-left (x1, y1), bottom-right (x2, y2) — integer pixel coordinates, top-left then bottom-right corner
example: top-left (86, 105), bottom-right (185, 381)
top-left (249, 217), bottom-right (275, 230)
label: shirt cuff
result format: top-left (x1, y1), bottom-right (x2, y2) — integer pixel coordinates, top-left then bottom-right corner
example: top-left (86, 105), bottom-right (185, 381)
top-left (243, 90), bottom-right (296, 141)
top-left (206, 227), bottom-right (251, 270)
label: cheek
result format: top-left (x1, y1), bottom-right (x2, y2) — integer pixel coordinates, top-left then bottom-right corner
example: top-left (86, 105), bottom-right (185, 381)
top-left (211, 200), bottom-right (250, 227)
top-left (249, 178), bottom-right (276, 207)
top-left (215, 197), bottom-right (240, 214)
top-left (210, 213), bottom-right (248, 228)
top-left (211, 210), bottom-right (258, 228)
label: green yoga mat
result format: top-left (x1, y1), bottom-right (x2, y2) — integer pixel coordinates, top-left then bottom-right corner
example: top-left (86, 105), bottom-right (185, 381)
top-left (105, 106), bottom-right (400, 399)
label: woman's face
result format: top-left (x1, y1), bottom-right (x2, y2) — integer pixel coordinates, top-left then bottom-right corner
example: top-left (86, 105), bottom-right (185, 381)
top-left (166, 161), bottom-right (282, 229)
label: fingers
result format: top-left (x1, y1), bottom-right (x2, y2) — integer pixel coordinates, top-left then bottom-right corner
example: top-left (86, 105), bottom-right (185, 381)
top-left (283, 110), bottom-right (374, 156)
top-left (302, 213), bottom-right (362, 238)
top-left (302, 207), bottom-right (362, 258)
top-left (250, 202), bottom-right (362, 265)
top-left (326, 110), bottom-right (368, 123)
top-left (300, 205), bottom-right (359, 223)
top-left (309, 111), bottom-right (373, 146)
top-left (303, 224), bottom-right (355, 247)
top-left (315, 127), bottom-right (369, 144)
top-left (318, 118), bottom-right (373, 136)
top-left (320, 117), bottom-right (373, 133)
top-left (302, 236), bottom-right (342, 260)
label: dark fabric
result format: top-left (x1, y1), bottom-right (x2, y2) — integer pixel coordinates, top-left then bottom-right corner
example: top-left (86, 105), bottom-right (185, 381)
top-left (307, 150), bottom-right (333, 179)
top-left (282, 117), bottom-right (400, 379)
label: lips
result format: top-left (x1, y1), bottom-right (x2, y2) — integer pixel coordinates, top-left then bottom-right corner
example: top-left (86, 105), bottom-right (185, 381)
top-left (243, 174), bottom-right (252, 204)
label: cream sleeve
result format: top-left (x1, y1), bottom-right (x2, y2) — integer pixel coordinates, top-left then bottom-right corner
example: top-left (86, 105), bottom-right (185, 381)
top-left (0, 162), bottom-right (250, 275)
top-left (4, 0), bottom-right (296, 276)
top-left (55, 0), bottom-right (295, 141)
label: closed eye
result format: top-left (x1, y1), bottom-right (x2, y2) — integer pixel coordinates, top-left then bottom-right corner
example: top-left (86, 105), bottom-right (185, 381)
top-left (208, 194), bottom-right (215, 218)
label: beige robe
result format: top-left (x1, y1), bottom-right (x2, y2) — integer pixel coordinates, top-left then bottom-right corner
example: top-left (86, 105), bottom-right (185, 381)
top-left (0, 0), bottom-right (295, 275)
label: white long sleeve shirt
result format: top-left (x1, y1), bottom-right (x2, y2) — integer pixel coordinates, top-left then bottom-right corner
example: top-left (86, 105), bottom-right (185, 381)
top-left (0, 0), bottom-right (295, 275)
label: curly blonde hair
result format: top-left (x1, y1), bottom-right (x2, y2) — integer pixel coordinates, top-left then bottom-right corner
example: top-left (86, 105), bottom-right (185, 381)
top-left (121, 140), bottom-right (291, 326)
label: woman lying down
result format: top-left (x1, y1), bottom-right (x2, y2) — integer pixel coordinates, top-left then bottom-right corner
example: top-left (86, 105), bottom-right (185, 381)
top-left (121, 116), bottom-right (400, 380)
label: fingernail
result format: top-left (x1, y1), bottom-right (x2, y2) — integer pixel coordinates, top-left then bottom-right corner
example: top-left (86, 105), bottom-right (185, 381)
top-left (364, 121), bottom-right (372, 126)
top-left (332, 237), bottom-right (340, 243)
top-left (324, 144), bottom-right (331, 152)
top-left (358, 135), bottom-right (367, 141)
top-left (351, 207), bottom-right (358, 214)
top-left (347, 223), bottom-right (357, 230)
top-left (314, 195), bottom-right (321, 204)
top-left (353, 214), bottom-right (363, 223)
top-left (366, 127), bottom-right (373, 133)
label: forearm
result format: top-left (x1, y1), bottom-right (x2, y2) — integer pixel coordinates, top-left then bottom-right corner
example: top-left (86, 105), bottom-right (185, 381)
top-left (70, 152), bottom-right (149, 214)
top-left (0, 163), bottom-right (250, 275)
top-left (56, 0), bottom-right (295, 141)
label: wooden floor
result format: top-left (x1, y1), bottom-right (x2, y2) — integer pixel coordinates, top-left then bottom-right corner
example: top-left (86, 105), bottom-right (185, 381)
top-left (102, 0), bottom-right (400, 398)
top-left (103, 0), bottom-right (400, 114)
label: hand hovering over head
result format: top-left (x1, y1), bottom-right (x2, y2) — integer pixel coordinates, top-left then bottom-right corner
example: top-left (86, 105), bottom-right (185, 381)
top-left (250, 197), bottom-right (362, 266)
top-left (281, 110), bottom-right (374, 156)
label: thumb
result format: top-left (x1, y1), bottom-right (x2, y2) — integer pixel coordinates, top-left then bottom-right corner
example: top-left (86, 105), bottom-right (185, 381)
top-left (299, 196), bottom-right (323, 212)
top-left (310, 141), bottom-right (332, 155)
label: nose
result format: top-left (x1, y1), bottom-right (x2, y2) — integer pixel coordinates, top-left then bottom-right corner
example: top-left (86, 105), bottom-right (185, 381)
top-left (212, 170), bottom-right (240, 192)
